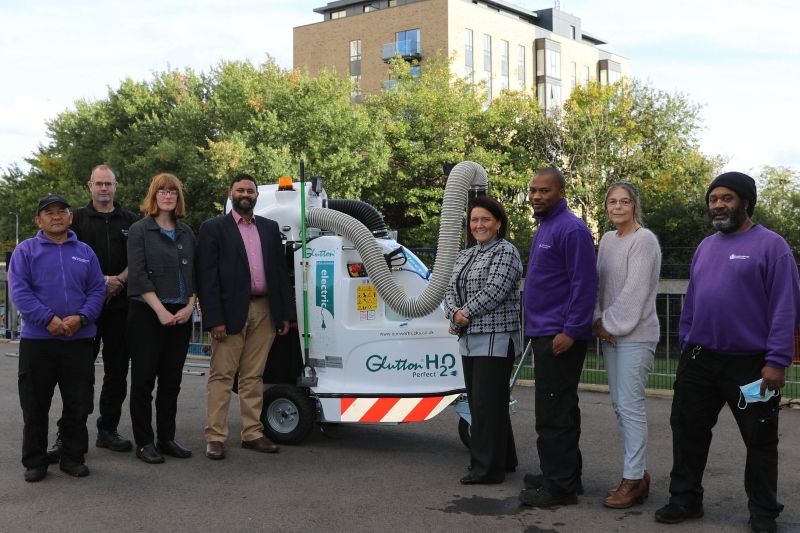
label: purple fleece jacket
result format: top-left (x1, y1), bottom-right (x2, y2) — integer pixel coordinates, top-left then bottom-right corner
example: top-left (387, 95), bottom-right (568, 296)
top-left (523, 199), bottom-right (598, 341)
top-left (8, 230), bottom-right (105, 340)
top-left (679, 224), bottom-right (800, 368)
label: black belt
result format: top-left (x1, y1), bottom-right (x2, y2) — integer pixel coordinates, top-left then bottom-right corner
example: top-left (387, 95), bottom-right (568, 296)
top-left (250, 294), bottom-right (266, 300)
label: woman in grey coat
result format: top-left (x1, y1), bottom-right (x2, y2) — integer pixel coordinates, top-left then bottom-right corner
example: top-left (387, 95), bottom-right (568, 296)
top-left (127, 173), bottom-right (197, 464)
top-left (445, 195), bottom-right (522, 485)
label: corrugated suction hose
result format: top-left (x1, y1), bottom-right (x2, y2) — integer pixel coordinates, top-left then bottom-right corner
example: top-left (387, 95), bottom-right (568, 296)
top-left (306, 161), bottom-right (488, 318)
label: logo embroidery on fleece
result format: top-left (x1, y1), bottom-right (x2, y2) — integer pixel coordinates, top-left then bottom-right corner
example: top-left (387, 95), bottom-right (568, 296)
top-left (538, 244), bottom-right (552, 249)
top-left (71, 256), bottom-right (90, 263)
top-left (729, 254), bottom-right (750, 260)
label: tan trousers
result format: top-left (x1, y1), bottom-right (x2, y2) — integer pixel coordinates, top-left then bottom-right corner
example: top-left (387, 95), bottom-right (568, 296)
top-left (205, 298), bottom-right (276, 442)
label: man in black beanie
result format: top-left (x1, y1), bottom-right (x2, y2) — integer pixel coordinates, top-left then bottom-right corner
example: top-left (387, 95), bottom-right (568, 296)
top-left (655, 171), bottom-right (800, 533)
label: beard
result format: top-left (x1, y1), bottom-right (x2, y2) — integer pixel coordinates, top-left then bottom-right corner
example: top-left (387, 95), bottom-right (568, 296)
top-left (710, 204), bottom-right (747, 233)
top-left (232, 196), bottom-right (255, 214)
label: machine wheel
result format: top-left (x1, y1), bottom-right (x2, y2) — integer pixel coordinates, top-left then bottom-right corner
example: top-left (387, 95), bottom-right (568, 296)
top-left (458, 417), bottom-right (471, 449)
top-left (261, 384), bottom-right (316, 445)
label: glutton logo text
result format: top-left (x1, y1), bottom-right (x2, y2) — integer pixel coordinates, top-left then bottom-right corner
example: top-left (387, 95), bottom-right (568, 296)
top-left (365, 353), bottom-right (458, 378)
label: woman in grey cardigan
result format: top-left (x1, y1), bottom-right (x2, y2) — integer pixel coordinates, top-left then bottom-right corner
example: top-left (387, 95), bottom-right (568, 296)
top-left (594, 182), bottom-right (661, 508)
top-left (445, 196), bottom-right (522, 485)
top-left (127, 173), bottom-right (197, 464)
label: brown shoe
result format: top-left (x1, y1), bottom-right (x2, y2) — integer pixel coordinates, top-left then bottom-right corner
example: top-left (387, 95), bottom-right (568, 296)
top-left (607, 469), bottom-right (650, 497)
top-left (603, 478), bottom-right (647, 509)
top-left (241, 436), bottom-right (279, 454)
top-left (205, 441), bottom-right (225, 460)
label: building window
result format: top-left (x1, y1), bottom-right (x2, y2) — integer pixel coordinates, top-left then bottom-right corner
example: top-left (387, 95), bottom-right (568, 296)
top-left (570, 25), bottom-right (576, 39)
top-left (535, 39), bottom-right (563, 112)
top-left (599, 59), bottom-right (622, 86)
top-left (570, 61), bottom-right (576, 90)
top-left (350, 40), bottom-right (362, 103)
top-left (465, 29), bottom-right (474, 83)
top-left (331, 9), bottom-right (346, 19)
top-left (536, 48), bottom-right (544, 77)
top-left (547, 49), bottom-right (561, 79)
top-left (396, 28), bottom-right (420, 57)
top-left (549, 83), bottom-right (561, 108)
top-left (500, 40), bottom-right (509, 91)
top-left (517, 45), bottom-right (525, 90)
top-left (538, 82), bottom-right (561, 115)
top-left (389, 0), bottom-right (397, 5)
top-left (483, 34), bottom-right (492, 106)
top-left (364, 5), bottom-right (376, 12)
top-left (583, 65), bottom-right (590, 88)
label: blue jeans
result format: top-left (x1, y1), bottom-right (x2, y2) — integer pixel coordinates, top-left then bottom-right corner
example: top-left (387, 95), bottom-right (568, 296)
top-left (602, 341), bottom-right (655, 479)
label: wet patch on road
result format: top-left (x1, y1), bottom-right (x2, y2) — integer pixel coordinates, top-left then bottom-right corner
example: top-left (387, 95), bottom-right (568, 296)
top-left (523, 525), bottom-right (561, 533)
top-left (434, 494), bottom-right (525, 516)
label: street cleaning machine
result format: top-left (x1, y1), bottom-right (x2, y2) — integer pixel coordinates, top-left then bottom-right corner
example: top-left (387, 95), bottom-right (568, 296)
top-left (236, 161), bottom-right (515, 445)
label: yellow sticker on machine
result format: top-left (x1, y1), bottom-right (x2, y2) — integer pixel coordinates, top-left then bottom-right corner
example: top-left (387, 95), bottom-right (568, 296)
top-left (356, 284), bottom-right (378, 311)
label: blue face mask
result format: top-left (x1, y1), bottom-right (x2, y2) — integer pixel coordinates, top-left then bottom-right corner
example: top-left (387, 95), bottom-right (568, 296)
top-left (738, 379), bottom-right (779, 409)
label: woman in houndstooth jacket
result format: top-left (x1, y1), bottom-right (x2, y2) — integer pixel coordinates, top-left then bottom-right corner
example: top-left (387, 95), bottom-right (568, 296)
top-left (445, 195), bottom-right (522, 485)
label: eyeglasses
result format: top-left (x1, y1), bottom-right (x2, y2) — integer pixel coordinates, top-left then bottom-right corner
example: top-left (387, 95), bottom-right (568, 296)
top-left (606, 198), bottom-right (632, 207)
top-left (91, 181), bottom-right (115, 188)
top-left (157, 190), bottom-right (179, 197)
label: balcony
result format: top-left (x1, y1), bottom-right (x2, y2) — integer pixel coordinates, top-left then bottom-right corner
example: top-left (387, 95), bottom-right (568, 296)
top-left (381, 39), bottom-right (421, 62)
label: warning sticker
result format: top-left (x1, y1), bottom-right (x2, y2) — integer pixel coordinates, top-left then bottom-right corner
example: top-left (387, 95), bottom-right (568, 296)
top-left (356, 284), bottom-right (378, 311)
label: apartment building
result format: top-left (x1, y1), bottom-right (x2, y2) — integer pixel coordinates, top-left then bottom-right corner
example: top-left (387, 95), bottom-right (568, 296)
top-left (293, 0), bottom-right (630, 108)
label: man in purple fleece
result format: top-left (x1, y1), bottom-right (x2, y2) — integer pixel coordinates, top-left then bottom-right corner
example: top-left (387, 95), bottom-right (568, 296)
top-left (9, 194), bottom-right (105, 482)
top-left (654, 172), bottom-right (800, 533)
top-left (518, 167), bottom-right (598, 507)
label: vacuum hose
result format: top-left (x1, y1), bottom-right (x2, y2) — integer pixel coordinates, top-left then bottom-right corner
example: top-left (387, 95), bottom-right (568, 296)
top-left (306, 161), bottom-right (488, 318)
top-left (327, 199), bottom-right (389, 239)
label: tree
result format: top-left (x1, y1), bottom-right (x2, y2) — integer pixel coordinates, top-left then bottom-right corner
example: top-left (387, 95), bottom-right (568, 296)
top-left (362, 55), bottom-right (489, 246)
top-left (557, 79), bottom-right (724, 278)
top-left (753, 166), bottom-right (800, 258)
top-left (19, 57), bottom-right (387, 233)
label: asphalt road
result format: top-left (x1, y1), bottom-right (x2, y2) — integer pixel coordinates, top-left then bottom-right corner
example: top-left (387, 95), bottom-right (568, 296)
top-left (1, 342), bottom-right (799, 533)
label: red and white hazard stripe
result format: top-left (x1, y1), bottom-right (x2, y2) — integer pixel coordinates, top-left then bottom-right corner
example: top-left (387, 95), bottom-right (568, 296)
top-left (338, 394), bottom-right (459, 423)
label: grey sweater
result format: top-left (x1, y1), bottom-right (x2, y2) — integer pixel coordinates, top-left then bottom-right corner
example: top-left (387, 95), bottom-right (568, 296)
top-left (593, 228), bottom-right (661, 343)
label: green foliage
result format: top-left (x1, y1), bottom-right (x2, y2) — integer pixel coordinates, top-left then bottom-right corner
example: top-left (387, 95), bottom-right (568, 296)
top-left (752, 166), bottom-right (800, 259)
top-left (13, 57), bottom-right (386, 235)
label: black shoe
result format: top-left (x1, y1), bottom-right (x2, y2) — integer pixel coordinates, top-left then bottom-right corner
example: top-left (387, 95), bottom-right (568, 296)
top-left (46, 439), bottom-right (61, 465)
top-left (519, 487), bottom-right (578, 507)
top-left (96, 429), bottom-right (133, 452)
top-left (59, 459), bottom-right (89, 478)
top-left (136, 443), bottom-right (165, 464)
top-left (156, 440), bottom-right (192, 458)
top-left (750, 516), bottom-right (777, 533)
top-left (523, 473), bottom-right (584, 495)
top-left (654, 503), bottom-right (704, 524)
top-left (24, 465), bottom-right (47, 482)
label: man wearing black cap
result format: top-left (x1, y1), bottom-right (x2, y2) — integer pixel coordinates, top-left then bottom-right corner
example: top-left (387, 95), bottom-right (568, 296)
top-left (654, 172), bottom-right (800, 533)
top-left (8, 194), bottom-right (106, 482)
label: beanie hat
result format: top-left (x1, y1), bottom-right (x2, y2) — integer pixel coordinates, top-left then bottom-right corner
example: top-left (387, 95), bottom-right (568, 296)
top-left (706, 171), bottom-right (757, 217)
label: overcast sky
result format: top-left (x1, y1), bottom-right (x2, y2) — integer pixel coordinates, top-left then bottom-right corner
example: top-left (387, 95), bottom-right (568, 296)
top-left (1, 0), bottom-right (797, 175)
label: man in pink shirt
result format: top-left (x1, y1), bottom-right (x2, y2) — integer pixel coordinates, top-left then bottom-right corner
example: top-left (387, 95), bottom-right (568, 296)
top-left (196, 174), bottom-right (296, 459)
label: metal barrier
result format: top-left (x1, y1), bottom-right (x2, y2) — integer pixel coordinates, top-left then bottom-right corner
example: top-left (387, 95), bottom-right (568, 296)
top-left (515, 280), bottom-right (800, 399)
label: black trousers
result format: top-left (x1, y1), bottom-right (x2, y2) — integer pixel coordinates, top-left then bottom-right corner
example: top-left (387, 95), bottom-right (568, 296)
top-left (530, 336), bottom-right (587, 495)
top-left (462, 344), bottom-right (518, 482)
top-left (668, 346), bottom-right (783, 518)
top-left (128, 300), bottom-right (191, 447)
top-left (95, 306), bottom-right (130, 431)
top-left (18, 338), bottom-right (95, 468)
